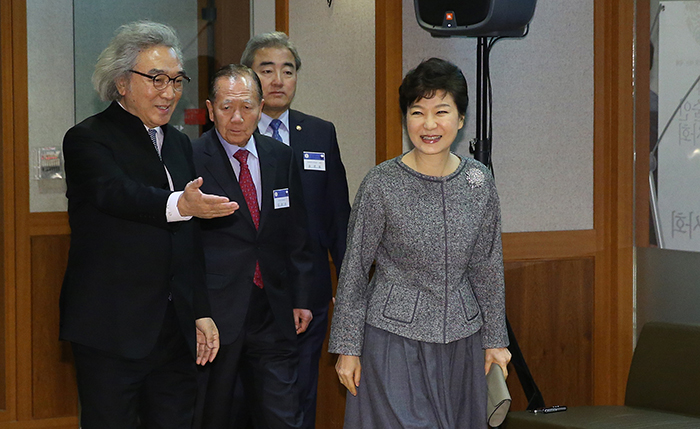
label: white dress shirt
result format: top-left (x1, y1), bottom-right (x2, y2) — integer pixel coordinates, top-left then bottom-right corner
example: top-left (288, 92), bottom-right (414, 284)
top-left (217, 131), bottom-right (262, 209)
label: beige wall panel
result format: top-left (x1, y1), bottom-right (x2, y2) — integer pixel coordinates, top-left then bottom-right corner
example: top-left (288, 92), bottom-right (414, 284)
top-left (402, 0), bottom-right (594, 233)
top-left (289, 0), bottom-right (376, 202)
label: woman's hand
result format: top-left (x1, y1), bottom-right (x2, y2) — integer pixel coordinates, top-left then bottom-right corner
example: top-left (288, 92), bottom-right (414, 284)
top-left (485, 347), bottom-right (512, 378)
top-left (336, 354), bottom-right (362, 396)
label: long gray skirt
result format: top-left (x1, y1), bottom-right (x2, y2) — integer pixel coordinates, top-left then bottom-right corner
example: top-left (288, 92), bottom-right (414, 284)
top-left (343, 324), bottom-right (487, 429)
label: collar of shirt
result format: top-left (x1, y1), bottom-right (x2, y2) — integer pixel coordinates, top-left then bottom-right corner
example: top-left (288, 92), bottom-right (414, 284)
top-left (215, 130), bottom-right (262, 208)
top-left (216, 130), bottom-right (259, 161)
top-left (259, 110), bottom-right (290, 145)
top-left (116, 101), bottom-right (164, 147)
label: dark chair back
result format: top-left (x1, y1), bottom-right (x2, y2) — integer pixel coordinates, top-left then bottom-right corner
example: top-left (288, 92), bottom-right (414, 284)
top-left (625, 322), bottom-right (700, 417)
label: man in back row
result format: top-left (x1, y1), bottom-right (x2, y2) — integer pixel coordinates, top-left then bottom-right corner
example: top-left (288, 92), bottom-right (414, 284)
top-left (241, 32), bottom-right (352, 429)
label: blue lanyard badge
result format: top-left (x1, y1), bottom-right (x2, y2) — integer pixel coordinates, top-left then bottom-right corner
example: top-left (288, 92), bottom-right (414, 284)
top-left (273, 188), bottom-right (290, 209)
top-left (303, 151), bottom-right (326, 171)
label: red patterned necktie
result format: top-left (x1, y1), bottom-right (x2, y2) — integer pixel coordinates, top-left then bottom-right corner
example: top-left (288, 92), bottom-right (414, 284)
top-left (232, 149), bottom-right (263, 288)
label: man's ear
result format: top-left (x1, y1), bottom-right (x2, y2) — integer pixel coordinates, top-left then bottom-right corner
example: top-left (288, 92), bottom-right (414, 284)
top-left (206, 99), bottom-right (215, 122)
top-left (116, 76), bottom-right (128, 97)
top-left (257, 99), bottom-right (265, 122)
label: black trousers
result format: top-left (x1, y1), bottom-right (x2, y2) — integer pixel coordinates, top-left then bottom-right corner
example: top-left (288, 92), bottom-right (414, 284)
top-left (71, 301), bottom-right (197, 429)
top-left (198, 285), bottom-right (301, 429)
top-left (295, 303), bottom-right (329, 429)
top-left (230, 303), bottom-right (328, 429)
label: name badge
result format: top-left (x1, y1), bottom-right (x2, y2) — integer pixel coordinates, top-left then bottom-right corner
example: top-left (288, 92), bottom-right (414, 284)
top-left (273, 188), bottom-right (290, 209)
top-left (303, 151), bottom-right (326, 171)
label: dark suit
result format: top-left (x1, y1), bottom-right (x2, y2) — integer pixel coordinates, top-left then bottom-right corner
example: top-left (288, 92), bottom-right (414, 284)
top-left (193, 129), bottom-right (314, 429)
top-left (286, 110), bottom-right (350, 309)
top-left (60, 101), bottom-right (209, 428)
top-left (286, 110), bottom-right (351, 428)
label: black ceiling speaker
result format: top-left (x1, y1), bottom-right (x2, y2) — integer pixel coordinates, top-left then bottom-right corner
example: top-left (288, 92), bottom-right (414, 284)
top-left (414, 0), bottom-right (537, 37)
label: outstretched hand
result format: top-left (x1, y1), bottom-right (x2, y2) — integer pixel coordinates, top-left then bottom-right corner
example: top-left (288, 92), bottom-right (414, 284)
top-left (178, 177), bottom-right (239, 219)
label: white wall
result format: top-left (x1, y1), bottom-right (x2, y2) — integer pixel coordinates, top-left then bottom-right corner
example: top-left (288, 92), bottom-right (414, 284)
top-left (403, 0), bottom-right (594, 233)
top-left (252, 0), bottom-right (276, 36)
top-left (289, 0), bottom-right (376, 202)
top-left (27, 0), bottom-right (73, 212)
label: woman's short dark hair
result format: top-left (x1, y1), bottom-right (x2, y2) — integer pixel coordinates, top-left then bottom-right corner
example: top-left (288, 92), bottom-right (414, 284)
top-left (399, 58), bottom-right (468, 118)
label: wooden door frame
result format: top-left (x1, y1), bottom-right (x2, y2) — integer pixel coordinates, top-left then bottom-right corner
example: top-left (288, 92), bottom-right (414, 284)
top-left (1, 0), bottom-right (18, 419)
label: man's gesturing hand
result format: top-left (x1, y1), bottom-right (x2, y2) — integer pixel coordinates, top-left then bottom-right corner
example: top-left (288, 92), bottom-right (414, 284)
top-left (178, 177), bottom-right (238, 219)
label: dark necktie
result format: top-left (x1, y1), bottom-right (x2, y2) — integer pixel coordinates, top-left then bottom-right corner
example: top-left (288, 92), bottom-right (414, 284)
top-left (232, 149), bottom-right (263, 288)
top-left (270, 119), bottom-right (283, 142)
top-left (148, 128), bottom-right (161, 160)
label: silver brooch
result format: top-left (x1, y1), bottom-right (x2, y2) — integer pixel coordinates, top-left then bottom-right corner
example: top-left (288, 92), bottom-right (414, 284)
top-left (466, 168), bottom-right (485, 188)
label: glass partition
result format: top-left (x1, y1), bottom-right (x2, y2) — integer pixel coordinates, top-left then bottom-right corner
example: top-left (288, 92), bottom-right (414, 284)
top-left (72, 0), bottom-right (201, 133)
top-left (27, 0), bottom-right (203, 212)
top-left (637, 0), bottom-right (700, 336)
top-left (648, 0), bottom-right (700, 251)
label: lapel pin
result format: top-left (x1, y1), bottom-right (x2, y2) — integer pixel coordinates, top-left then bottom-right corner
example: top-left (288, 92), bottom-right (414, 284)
top-left (296, 125), bottom-right (302, 131)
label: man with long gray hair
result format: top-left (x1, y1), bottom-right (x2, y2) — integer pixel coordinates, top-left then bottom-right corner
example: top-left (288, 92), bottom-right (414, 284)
top-left (60, 21), bottom-right (237, 428)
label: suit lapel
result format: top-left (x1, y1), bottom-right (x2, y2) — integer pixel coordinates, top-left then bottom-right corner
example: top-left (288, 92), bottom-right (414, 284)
top-left (288, 109), bottom-right (306, 150)
top-left (160, 125), bottom-right (187, 190)
top-left (104, 102), bottom-right (168, 186)
top-left (202, 130), bottom-right (256, 228)
top-left (256, 134), bottom-right (277, 231)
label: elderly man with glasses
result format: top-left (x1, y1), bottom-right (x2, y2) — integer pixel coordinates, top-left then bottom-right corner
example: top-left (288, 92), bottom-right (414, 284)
top-left (60, 21), bottom-right (238, 429)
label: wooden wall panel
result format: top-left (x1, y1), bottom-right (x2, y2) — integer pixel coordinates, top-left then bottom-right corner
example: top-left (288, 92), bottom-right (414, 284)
top-left (12, 0), bottom-right (31, 419)
top-left (0, 417), bottom-right (78, 429)
top-left (592, 0), bottom-right (636, 404)
top-left (315, 263), bottom-right (345, 429)
top-left (375, 0), bottom-right (403, 163)
top-left (30, 236), bottom-right (76, 419)
top-left (504, 258), bottom-right (595, 411)
top-left (276, 0), bottom-right (289, 34)
top-left (0, 2), bottom-right (6, 410)
top-left (214, 0), bottom-right (250, 69)
top-left (1, 0), bottom-right (18, 420)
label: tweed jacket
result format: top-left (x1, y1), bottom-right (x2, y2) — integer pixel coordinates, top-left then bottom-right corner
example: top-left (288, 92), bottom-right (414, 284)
top-left (328, 154), bottom-right (508, 356)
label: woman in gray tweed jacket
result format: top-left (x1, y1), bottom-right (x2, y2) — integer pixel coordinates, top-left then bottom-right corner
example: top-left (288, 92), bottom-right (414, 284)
top-left (329, 58), bottom-right (511, 428)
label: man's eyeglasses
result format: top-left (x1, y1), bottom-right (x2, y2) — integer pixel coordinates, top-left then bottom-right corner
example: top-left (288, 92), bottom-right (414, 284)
top-left (129, 70), bottom-right (190, 92)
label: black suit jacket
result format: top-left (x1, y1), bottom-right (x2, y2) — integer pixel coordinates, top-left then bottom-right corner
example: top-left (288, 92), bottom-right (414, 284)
top-left (287, 110), bottom-right (351, 309)
top-left (192, 130), bottom-right (314, 345)
top-left (59, 101), bottom-right (210, 360)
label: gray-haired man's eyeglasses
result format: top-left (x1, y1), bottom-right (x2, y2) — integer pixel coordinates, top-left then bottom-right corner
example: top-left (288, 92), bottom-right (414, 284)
top-left (129, 70), bottom-right (190, 92)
